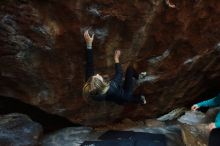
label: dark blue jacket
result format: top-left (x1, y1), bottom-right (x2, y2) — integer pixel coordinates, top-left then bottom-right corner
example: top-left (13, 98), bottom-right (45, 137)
top-left (85, 48), bottom-right (126, 104)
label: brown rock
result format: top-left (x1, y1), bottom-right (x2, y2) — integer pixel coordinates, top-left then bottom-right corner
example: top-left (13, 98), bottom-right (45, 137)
top-left (144, 119), bottom-right (165, 127)
top-left (0, 0), bottom-right (219, 126)
top-left (181, 124), bottom-right (209, 146)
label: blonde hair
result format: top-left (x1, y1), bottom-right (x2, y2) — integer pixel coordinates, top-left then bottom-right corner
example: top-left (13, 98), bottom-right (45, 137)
top-left (83, 76), bottom-right (109, 101)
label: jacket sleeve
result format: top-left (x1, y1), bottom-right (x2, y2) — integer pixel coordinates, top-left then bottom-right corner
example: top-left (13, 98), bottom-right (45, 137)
top-left (197, 94), bottom-right (220, 108)
top-left (215, 111), bottom-right (220, 128)
top-left (85, 48), bottom-right (94, 81)
top-left (111, 63), bottom-right (123, 85)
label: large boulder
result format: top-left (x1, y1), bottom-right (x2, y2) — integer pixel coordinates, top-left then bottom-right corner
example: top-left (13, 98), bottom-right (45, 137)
top-left (0, 113), bottom-right (43, 146)
top-left (0, 0), bottom-right (219, 125)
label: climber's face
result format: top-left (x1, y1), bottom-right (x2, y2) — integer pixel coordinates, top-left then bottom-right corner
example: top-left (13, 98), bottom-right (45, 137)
top-left (93, 74), bottom-right (103, 82)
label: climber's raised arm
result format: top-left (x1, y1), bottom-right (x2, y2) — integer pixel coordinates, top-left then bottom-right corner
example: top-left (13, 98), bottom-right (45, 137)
top-left (84, 30), bottom-right (95, 81)
top-left (111, 50), bottom-right (123, 85)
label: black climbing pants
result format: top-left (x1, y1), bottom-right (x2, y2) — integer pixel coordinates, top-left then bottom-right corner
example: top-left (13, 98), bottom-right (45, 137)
top-left (122, 66), bottom-right (141, 103)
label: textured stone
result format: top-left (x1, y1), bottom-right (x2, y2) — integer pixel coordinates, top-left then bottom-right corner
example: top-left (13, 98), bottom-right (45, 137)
top-left (42, 125), bottom-right (184, 146)
top-left (181, 124), bottom-right (209, 146)
top-left (0, 0), bottom-right (219, 126)
top-left (0, 113), bottom-right (42, 146)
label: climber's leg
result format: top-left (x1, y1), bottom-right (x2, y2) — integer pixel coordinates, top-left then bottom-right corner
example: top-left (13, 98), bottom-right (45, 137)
top-left (122, 66), bottom-right (146, 104)
top-left (209, 128), bottom-right (220, 146)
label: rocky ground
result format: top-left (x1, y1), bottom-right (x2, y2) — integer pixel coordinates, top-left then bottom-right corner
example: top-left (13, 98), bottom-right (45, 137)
top-left (1, 107), bottom-right (219, 146)
top-left (0, 113), bottom-right (42, 146)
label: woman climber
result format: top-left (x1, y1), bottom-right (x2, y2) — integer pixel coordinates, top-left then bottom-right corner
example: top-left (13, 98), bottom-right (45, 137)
top-left (82, 30), bottom-right (146, 104)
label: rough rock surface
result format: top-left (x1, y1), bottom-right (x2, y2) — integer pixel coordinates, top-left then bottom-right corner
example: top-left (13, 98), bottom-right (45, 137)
top-left (177, 108), bottom-right (220, 146)
top-left (42, 108), bottom-right (220, 146)
top-left (42, 125), bottom-right (184, 146)
top-left (0, 113), bottom-right (43, 146)
top-left (181, 124), bottom-right (209, 146)
top-left (0, 0), bottom-right (220, 125)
